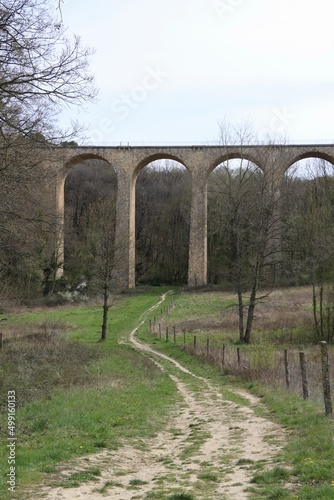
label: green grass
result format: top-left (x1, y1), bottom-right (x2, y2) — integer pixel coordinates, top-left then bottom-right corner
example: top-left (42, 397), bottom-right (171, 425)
top-left (197, 470), bottom-right (219, 482)
top-left (0, 288), bottom-right (179, 500)
top-left (56, 467), bottom-right (102, 488)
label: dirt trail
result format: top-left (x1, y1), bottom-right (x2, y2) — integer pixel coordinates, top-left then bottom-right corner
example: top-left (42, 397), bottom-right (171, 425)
top-left (36, 294), bottom-right (287, 499)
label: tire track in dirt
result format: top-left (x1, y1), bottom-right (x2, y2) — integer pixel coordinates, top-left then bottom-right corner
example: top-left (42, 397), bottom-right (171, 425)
top-left (35, 293), bottom-right (287, 499)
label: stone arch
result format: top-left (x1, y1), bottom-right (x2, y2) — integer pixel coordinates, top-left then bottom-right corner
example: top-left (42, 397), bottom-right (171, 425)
top-left (207, 152), bottom-right (265, 179)
top-left (284, 151), bottom-right (334, 174)
top-left (132, 153), bottom-right (189, 181)
top-left (65, 153), bottom-right (111, 173)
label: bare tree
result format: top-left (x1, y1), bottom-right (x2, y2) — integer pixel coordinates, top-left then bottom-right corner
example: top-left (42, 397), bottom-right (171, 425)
top-left (79, 197), bottom-right (117, 341)
top-left (0, 0), bottom-right (97, 303)
top-left (0, 0), bottom-right (96, 140)
top-left (208, 123), bottom-right (282, 343)
top-left (282, 159), bottom-right (334, 342)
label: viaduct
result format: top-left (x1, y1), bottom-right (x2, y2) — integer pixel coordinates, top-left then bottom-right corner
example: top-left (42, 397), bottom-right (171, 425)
top-left (52, 144), bottom-right (334, 289)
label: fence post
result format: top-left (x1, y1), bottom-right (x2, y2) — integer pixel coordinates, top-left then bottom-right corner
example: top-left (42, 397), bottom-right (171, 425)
top-left (183, 331), bottom-right (186, 350)
top-left (149, 319), bottom-right (152, 333)
top-left (158, 323), bottom-right (161, 338)
top-left (237, 347), bottom-right (241, 367)
top-left (166, 327), bottom-right (169, 342)
top-left (173, 326), bottom-right (176, 345)
top-left (194, 335), bottom-right (197, 354)
top-left (299, 351), bottom-right (309, 400)
top-left (206, 338), bottom-right (210, 358)
top-left (0, 332), bottom-right (2, 350)
top-left (284, 349), bottom-right (290, 390)
top-left (221, 344), bottom-right (225, 371)
top-left (319, 341), bottom-right (333, 415)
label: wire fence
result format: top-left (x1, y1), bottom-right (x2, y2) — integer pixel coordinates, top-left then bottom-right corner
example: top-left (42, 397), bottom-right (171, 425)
top-left (148, 310), bottom-right (333, 416)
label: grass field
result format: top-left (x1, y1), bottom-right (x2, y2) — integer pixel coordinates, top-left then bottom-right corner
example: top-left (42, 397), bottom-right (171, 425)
top-left (0, 286), bottom-right (334, 499)
top-left (0, 288), bottom-right (179, 499)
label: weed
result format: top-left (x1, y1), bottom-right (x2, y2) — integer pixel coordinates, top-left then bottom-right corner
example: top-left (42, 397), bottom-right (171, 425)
top-left (197, 471), bottom-right (219, 482)
top-left (59, 467), bottom-right (101, 488)
top-left (93, 480), bottom-right (124, 493)
top-left (167, 493), bottom-right (195, 500)
top-left (236, 458), bottom-right (255, 465)
top-left (251, 466), bottom-right (290, 485)
top-left (129, 478), bottom-right (149, 487)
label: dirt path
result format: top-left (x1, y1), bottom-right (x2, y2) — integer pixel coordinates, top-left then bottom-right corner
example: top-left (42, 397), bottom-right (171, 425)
top-left (37, 294), bottom-right (287, 499)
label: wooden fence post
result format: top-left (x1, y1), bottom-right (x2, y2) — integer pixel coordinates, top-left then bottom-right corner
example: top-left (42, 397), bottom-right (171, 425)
top-left (149, 319), bottom-right (152, 333)
top-left (0, 332), bottom-right (2, 350)
top-left (158, 323), bottom-right (161, 338)
top-left (173, 326), bottom-right (176, 345)
top-left (194, 335), bottom-right (197, 354)
top-left (237, 347), bottom-right (241, 367)
top-left (183, 331), bottom-right (186, 350)
top-left (284, 349), bottom-right (290, 390)
top-left (206, 338), bottom-right (210, 358)
top-left (299, 351), bottom-right (309, 400)
top-left (221, 344), bottom-right (225, 371)
top-left (166, 327), bottom-right (169, 342)
top-left (319, 341), bottom-right (333, 415)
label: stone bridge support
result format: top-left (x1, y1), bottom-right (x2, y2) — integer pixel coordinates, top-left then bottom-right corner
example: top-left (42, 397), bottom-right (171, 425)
top-left (188, 170), bottom-right (208, 286)
top-left (55, 168), bottom-right (66, 278)
top-left (113, 169), bottom-right (136, 288)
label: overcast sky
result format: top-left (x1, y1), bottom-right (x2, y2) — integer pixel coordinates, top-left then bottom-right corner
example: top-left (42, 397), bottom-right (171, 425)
top-left (60, 0), bottom-right (334, 145)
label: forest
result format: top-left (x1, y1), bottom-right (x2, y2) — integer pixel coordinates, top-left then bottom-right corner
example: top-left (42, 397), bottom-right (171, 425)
top-left (3, 155), bottom-right (334, 295)
top-left (63, 157), bottom-right (334, 287)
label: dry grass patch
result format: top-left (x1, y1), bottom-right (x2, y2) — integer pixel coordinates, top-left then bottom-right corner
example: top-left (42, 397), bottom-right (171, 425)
top-left (0, 322), bottom-right (101, 420)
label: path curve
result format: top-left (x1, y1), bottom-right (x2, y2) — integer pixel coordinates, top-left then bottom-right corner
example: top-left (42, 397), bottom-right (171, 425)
top-left (37, 293), bottom-right (287, 500)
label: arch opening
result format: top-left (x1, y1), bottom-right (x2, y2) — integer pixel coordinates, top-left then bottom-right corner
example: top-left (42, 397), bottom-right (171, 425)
top-left (285, 152), bottom-right (334, 175)
top-left (208, 154), bottom-right (265, 179)
top-left (281, 157), bottom-right (334, 287)
top-left (62, 158), bottom-right (117, 293)
top-left (133, 154), bottom-right (188, 181)
top-left (135, 159), bottom-right (191, 286)
top-left (207, 158), bottom-right (264, 285)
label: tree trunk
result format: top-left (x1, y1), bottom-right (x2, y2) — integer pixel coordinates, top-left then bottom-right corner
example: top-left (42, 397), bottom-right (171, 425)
top-left (244, 257), bottom-right (262, 344)
top-left (244, 282), bottom-right (257, 344)
top-left (312, 282), bottom-right (320, 338)
top-left (237, 288), bottom-right (244, 342)
top-left (101, 285), bottom-right (109, 341)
